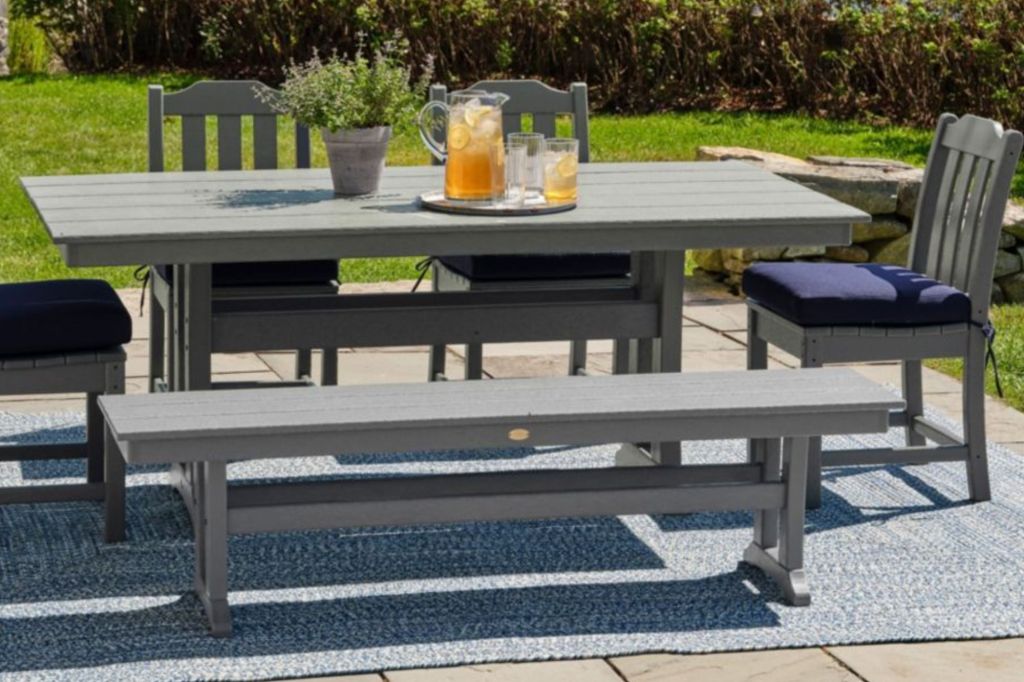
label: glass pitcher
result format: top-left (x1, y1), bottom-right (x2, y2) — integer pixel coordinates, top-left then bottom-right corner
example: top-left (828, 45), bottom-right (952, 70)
top-left (418, 90), bottom-right (510, 201)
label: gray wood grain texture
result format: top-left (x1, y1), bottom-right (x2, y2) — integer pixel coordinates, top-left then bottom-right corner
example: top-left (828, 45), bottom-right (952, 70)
top-left (22, 161), bottom-right (867, 266)
top-left (101, 368), bottom-right (900, 445)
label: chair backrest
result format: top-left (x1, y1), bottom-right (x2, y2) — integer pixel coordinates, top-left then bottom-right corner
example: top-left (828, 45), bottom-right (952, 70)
top-left (147, 80), bottom-right (312, 172)
top-left (429, 79), bottom-right (590, 162)
top-left (908, 113), bottom-right (1022, 322)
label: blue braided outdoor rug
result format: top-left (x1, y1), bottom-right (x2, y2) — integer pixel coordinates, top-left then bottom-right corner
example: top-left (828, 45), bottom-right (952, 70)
top-left (2, 408), bottom-right (1024, 681)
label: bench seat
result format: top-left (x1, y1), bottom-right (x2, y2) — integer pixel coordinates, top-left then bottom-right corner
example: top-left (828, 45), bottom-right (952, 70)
top-left (100, 368), bottom-right (900, 637)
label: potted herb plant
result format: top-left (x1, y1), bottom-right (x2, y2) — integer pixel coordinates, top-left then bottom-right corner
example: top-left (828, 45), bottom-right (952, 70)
top-left (261, 43), bottom-right (431, 196)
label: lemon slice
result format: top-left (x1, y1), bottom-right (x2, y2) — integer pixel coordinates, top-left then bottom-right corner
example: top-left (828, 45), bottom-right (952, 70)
top-left (448, 123), bottom-right (471, 151)
top-left (464, 104), bottom-right (493, 128)
top-left (556, 154), bottom-right (578, 178)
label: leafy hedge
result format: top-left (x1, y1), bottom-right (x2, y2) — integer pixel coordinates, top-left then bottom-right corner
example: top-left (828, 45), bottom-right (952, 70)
top-left (13, 0), bottom-right (1024, 128)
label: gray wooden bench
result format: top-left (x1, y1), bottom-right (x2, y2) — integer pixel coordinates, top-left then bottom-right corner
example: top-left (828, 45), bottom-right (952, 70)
top-left (99, 368), bottom-right (900, 636)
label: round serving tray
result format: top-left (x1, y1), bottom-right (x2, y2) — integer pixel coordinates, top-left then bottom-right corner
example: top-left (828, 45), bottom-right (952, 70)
top-left (417, 190), bottom-right (576, 216)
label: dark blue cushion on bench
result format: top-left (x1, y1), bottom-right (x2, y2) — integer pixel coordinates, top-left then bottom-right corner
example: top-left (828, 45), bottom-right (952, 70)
top-left (154, 260), bottom-right (339, 288)
top-left (437, 253), bottom-right (630, 282)
top-left (0, 280), bottom-right (132, 358)
top-left (742, 262), bottom-right (972, 327)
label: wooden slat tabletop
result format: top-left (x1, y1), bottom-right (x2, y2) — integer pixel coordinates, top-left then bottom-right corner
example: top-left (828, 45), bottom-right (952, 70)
top-left (22, 161), bottom-right (869, 267)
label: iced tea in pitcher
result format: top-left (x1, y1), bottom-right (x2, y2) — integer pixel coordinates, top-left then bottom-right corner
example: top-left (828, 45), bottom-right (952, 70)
top-left (419, 90), bottom-right (510, 201)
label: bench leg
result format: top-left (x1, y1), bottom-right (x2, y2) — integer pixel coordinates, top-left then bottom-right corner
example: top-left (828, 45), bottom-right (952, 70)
top-left (750, 438), bottom-right (781, 550)
top-left (195, 460), bottom-right (232, 637)
top-left (612, 338), bottom-right (631, 375)
top-left (104, 424), bottom-right (126, 543)
top-left (743, 435), bottom-right (811, 606)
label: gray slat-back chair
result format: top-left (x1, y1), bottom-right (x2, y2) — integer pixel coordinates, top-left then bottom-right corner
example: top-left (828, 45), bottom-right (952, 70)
top-left (745, 113), bottom-right (1022, 507)
top-left (147, 81), bottom-right (339, 390)
top-left (427, 80), bottom-right (632, 380)
top-left (0, 279), bottom-right (128, 542)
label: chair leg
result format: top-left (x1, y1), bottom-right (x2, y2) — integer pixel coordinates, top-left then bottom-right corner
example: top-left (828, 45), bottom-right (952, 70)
top-left (149, 285), bottom-right (165, 393)
top-left (612, 339), bottom-right (631, 375)
top-left (428, 263), bottom-right (448, 381)
top-left (569, 340), bottom-right (588, 375)
top-left (902, 360), bottom-right (927, 447)
top-left (295, 349), bottom-right (313, 380)
top-left (964, 331), bottom-right (992, 501)
top-left (429, 344), bottom-right (448, 381)
top-left (464, 343), bottom-right (484, 380)
top-left (320, 349), bottom-right (339, 385)
top-left (85, 393), bottom-right (104, 484)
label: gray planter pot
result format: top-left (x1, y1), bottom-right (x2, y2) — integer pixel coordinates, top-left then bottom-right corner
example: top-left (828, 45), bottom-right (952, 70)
top-left (321, 126), bottom-right (392, 196)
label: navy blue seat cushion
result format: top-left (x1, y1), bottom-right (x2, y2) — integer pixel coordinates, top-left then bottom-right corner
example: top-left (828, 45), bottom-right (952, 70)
top-left (437, 253), bottom-right (630, 282)
top-left (742, 263), bottom-right (972, 327)
top-left (154, 260), bottom-right (338, 288)
top-left (0, 280), bottom-right (132, 358)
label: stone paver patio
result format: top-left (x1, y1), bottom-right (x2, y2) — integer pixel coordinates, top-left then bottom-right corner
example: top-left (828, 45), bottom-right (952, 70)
top-left (3, 277), bottom-right (1023, 681)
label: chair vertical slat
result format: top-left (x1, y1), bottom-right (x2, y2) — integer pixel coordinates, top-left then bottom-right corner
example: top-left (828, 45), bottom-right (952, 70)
top-left (252, 115), bottom-right (278, 170)
top-left (181, 115), bottom-right (207, 171)
top-left (951, 158), bottom-right (992, 291)
top-left (937, 154), bottom-right (978, 282)
top-left (533, 113), bottom-right (557, 138)
top-left (502, 112), bottom-right (522, 136)
top-left (295, 123), bottom-right (311, 169)
top-left (923, 148), bottom-right (962, 278)
top-left (216, 115), bottom-right (243, 171)
top-left (908, 114), bottom-right (959, 272)
top-left (147, 85), bottom-right (166, 172)
top-left (570, 83), bottom-right (591, 163)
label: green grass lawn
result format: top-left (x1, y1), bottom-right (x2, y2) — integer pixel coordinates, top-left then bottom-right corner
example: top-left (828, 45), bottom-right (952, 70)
top-left (927, 305), bottom-right (1024, 412)
top-left (3, 74), bottom-right (1023, 408)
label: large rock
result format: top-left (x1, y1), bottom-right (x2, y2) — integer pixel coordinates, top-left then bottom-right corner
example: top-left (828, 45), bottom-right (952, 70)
top-left (995, 249), bottom-right (1023, 278)
top-left (1000, 231), bottom-right (1017, 249)
top-left (825, 245), bottom-right (870, 262)
top-left (852, 217), bottom-right (910, 243)
top-left (867, 233), bottom-right (912, 266)
top-left (1004, 201), bottom-right (1024, 240)
top-left (783, 245), bottom-right (826, 258)
top-left (723, 257), bottom-right (752, 275)
top-left (999, 272), bottom-right (1024, 302)
top-left (696, 146), bottom-right (810, 166)
top-left (895, 169), bottom-right (925, 219)
top-left (722, 246), bottom-right (787, 262)
top-left (692, 249), bottom-right (724, 272)
top-left (807, 156), bottom-right (914, 170)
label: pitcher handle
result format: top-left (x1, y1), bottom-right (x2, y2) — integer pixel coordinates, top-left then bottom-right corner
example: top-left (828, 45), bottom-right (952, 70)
top-left (417, 101), bottom-right (449, 163)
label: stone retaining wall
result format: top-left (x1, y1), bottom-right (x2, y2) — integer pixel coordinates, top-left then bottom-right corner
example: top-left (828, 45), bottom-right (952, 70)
top-left (693, 147), bottom-right (1024, 303)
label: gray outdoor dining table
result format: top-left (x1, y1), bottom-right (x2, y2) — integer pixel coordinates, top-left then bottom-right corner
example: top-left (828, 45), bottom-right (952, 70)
top-left (22, 160), bottom-right (869, 472)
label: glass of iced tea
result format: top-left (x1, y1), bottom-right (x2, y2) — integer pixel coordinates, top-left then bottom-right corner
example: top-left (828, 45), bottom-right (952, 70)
top-left (543, 138), bottom-right (579, 203)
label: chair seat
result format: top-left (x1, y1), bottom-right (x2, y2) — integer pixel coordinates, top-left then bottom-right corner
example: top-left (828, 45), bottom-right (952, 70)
top-left (742, 263), bottom-right (972, 327)
top-left (155, 260), bottom-right (339, 288)
top-left (437, 253), bottom-right (630, 282)
top-left (0, 280), bottom-right (132, 358)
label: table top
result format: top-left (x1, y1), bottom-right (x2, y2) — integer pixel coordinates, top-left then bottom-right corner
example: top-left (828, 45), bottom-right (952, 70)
top-left (22, 161), bottom-right (869, 267)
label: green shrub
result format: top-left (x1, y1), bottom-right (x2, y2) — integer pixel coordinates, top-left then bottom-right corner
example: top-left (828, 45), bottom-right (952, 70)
top-left (8, 17), bottom-right (53, 74)
top-left (13, 1), bottom-right (1024, 130)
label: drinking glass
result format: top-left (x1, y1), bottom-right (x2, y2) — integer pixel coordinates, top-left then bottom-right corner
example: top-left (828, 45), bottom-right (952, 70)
top-left (504, 144), bottom-right (528, 206)
top-left (543, 138), bottom-right (579, 203)
top-left (508, 132), bottom-right (545, 196)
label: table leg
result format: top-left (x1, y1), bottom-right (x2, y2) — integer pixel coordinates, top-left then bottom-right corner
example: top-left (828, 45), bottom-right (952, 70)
top-left (650, 250), bottom-right (685, 466)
